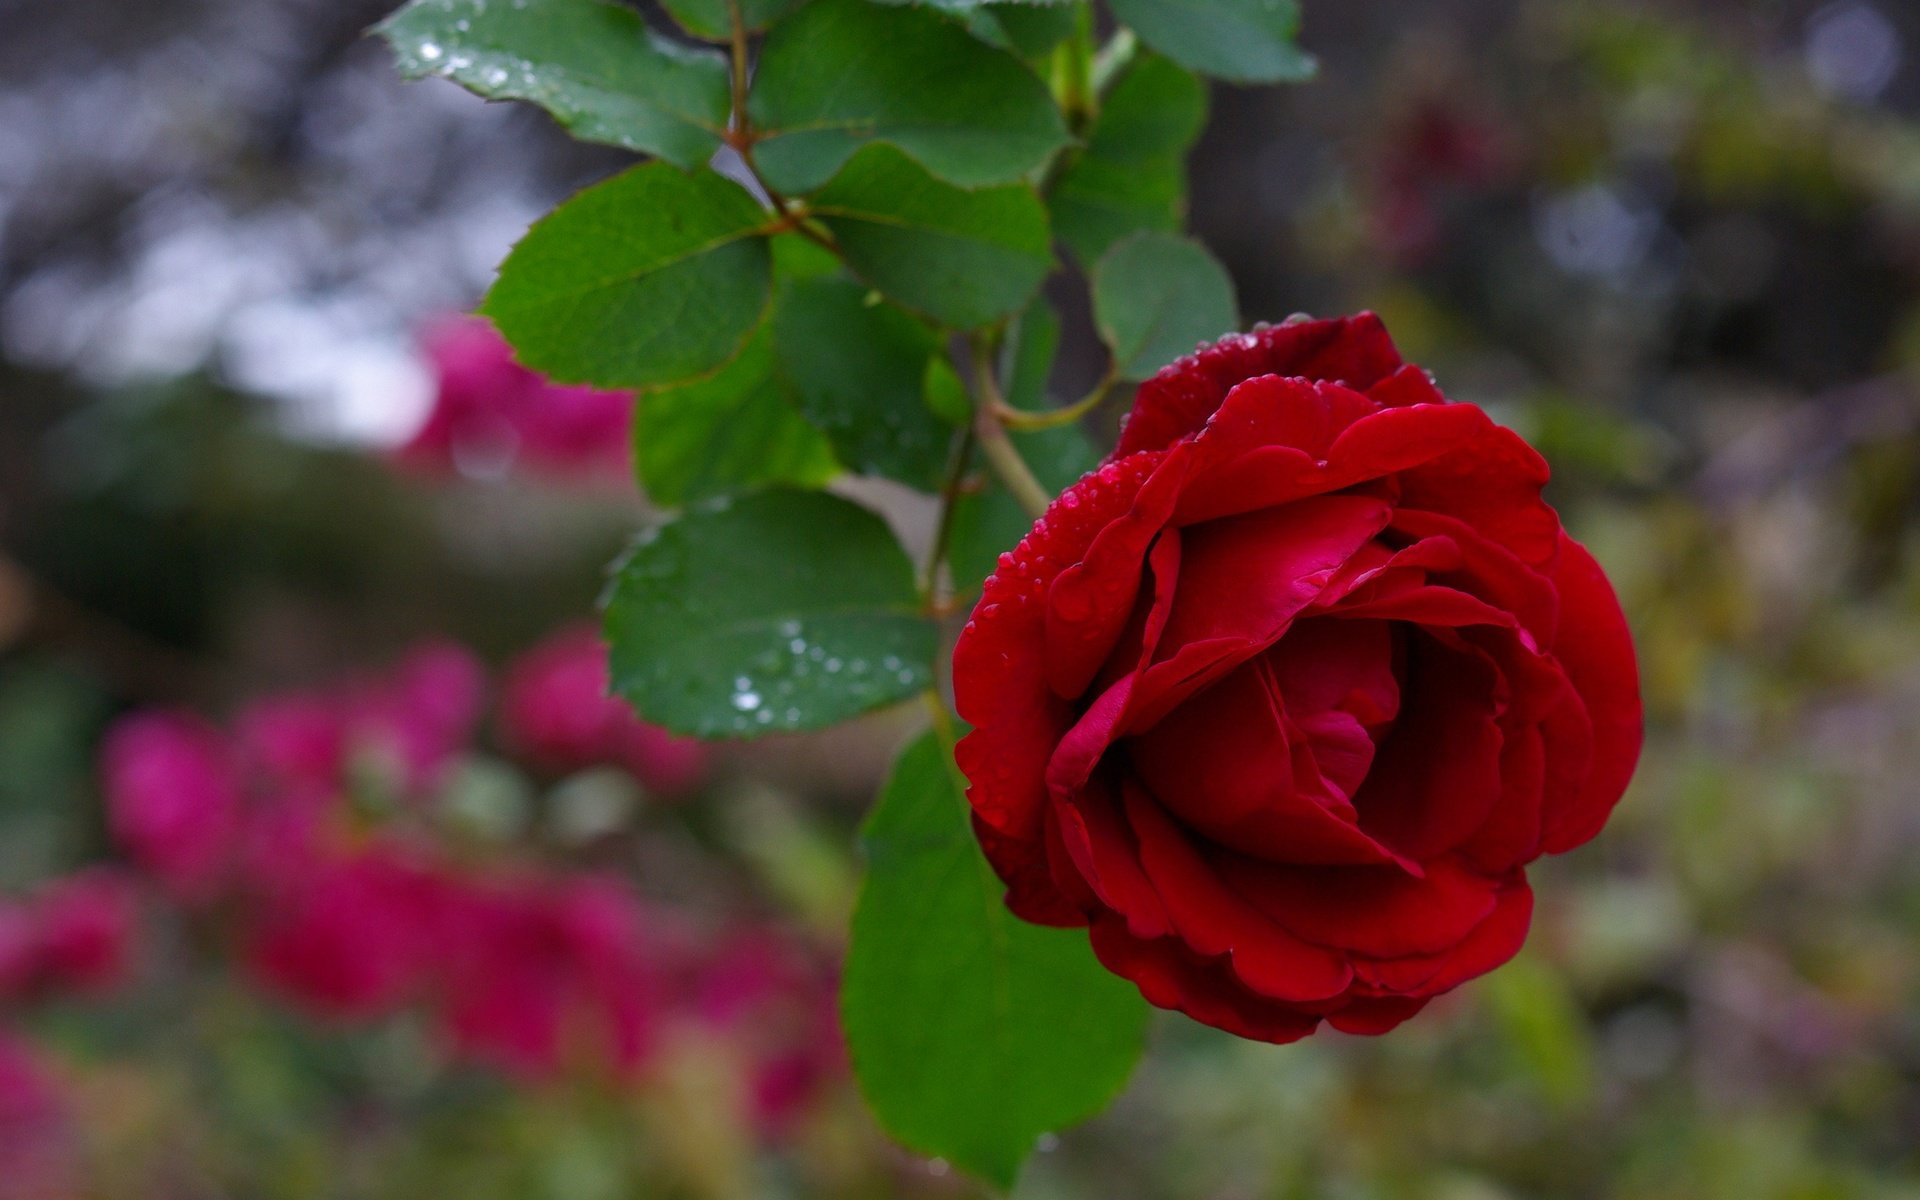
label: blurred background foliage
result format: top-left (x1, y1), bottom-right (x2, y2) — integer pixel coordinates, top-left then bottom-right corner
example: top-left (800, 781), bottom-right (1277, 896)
top-left (4, 0), bottom-right (1920, 1196)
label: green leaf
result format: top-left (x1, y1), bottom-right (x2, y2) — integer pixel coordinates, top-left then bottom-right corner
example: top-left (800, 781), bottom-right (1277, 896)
top-left (949, 422), bottom-right (1096, 593)
top-left (1051, 52), bottom-right (1207, 264)
top-left (1105, 0), bottom-right (1316, 84)
top-left (845, 731), bottom-right (1149, 1188)
top-left (773, 278), bottom-right (955, 491)
top-left (970, 1), bottom-right (1078, 59)
top-left (923, 356), bottom-right (972, 427)
top-left (809, 145), bottom-right (1053, 329)
top-left (769, 231), bottom-right (844, 281)
top-left (482, 164), bottom-right (772, 388)
top-left (868, 0), bottom-right (992, 9)
top-left (606, 490), bottom-right (934, 737)
top-left (634, 322), bottom-right (841, 505)
top-left (999, 296), bottom-right (1061, 412)
top-left (1091, 231), bottom-right (1237, 380)
top-left (659, 0), bottom-right (803, 40)
top-left (376, 0), bottom-right (730, 169)
top-left (748, 0), bottom-right (1070, 193)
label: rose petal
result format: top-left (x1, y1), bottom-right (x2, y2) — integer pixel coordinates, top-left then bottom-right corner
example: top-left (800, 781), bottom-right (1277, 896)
top-left (1364, 363), bottom-right (1446, 408)
top-left (1351, 875), bottom-right (1533, 994)
top-left (1222, 855), bottom-right (1500, 959)
top-left (1326, 994), bottom-right (1430, 1035)
top-left (1114, 315), bottom-right (1405, 459)
top-left (1121, 783), bottom-right (1353, 1001)
top-left (1393, 423), bottom-right (1559, 565)
top-left (1389, 509), bottom-right (1560, 643)
top-left (972, 814), bottom-right (1084, 927)
top-left (1155, 493), bottom-right (1393, 662)
top-left (1539, 535), bottom-right (1644, 853)
top-left (1349, 632), bottom-right (1506, 859)
top-left (1459, 722), bottom-right (1547, 872)
top-left (1174, 398), bottom-right (1496, 526)
top-left (1268, 618), bottom-right (1403, 735)
top-left (1087, 916), bottom-right (1324, 1044)
top-left (1054, 777), bottom-right (1172, 941)
top-left (1130, 639), bottom-right (1415, 869)
top-left (1045, 455), bottom-right (1189, 698)
top-left (955, 453), bottom-right (1165, 852)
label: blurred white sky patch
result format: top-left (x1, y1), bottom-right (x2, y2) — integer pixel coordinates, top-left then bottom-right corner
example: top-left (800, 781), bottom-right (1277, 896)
top-left (222, 299), bottom-right (436, 447)
top-left (1805, 0), bottom-right (1904, 104)
top-left (1532, 182), bottom-right (1662, 281)
top-left (0, 177), bottom-right (512, 447)
top-left (0, 25), bottom-right (571, 448)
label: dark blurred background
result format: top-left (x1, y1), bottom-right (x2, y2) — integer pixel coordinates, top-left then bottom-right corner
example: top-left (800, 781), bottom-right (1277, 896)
top-left (5, 0), bottom-right (1920, 1196)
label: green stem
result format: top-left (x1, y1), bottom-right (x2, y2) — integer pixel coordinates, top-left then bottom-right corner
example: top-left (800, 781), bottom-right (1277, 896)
top-left (727, 0), bottom-right (751, 135)
top-left (1052, 2), bottom-right (1099, 130)
top-left (920, 421), bottom-right (977, 603)
top-left (726, 0), bottom-right (839, 260)
top-left (970, 333), bottom-right (1054, 520)
top-left (996, 365), bottom-right (1117, 432)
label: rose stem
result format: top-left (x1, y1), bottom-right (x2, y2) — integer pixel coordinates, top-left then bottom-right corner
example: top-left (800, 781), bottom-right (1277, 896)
top-left (969, 332), bottom-right (1055, 520)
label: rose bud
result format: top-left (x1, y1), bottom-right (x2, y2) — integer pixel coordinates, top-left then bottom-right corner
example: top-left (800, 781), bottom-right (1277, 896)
top-left (952, 314), bottom-right (1642, 1043)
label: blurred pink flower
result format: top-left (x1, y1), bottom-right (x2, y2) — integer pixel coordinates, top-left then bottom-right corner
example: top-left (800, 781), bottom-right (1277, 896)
top-left (31, 872), bottom-right (138, 998)
top-left (101, 712), bottom-right (243, 903)
top-left (0, 871), bottom-right (138, 1003)
top-left (0, 910), bottom-right (35, 999)
top-left (499, 625), bottom-right (709, 797)
top-left (440, 873), bottom-right (659, 1081)
top-left (231, 782), bottom-right (333, 895)
top-left (235, 694), bottom-right (345, 793)
top-left (246, 844), bottom-right (451, 1021)
top-left (690, 929), bottom-right (844, 1136)
top-left (234, 641), bottom-right (486, 802)
top-left (398, 317), bottom-right (633, 482)
top-left (0, 1033), bottom-right (77, 1200)
top-left (349, 641), bottom-right (488, 797)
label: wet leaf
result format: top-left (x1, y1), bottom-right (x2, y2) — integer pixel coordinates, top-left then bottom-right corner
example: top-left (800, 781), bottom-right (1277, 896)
top-left (1106, 0), bottom-right (1316, 84)
top-left (844, 731), bottom-right (1150, 1188)
top-left (809, 145), bottom-right (1053, 329)
top-left (483, 164), bottom-right (771, 388)
top-left (378, 0), bottom-right (730, 168)
top-left (773, 277), bottom-right (957, 491)
top-left (748, 0), bottom-right (1069, 192)
top-left (606, 490), bottom-right (933, 737)
top-left (1091, 231), bottom-right (1238, 379)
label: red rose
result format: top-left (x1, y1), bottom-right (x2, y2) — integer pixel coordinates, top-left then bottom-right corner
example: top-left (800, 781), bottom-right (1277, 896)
top-left (952, 314), bottom-right (1642, 1043)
